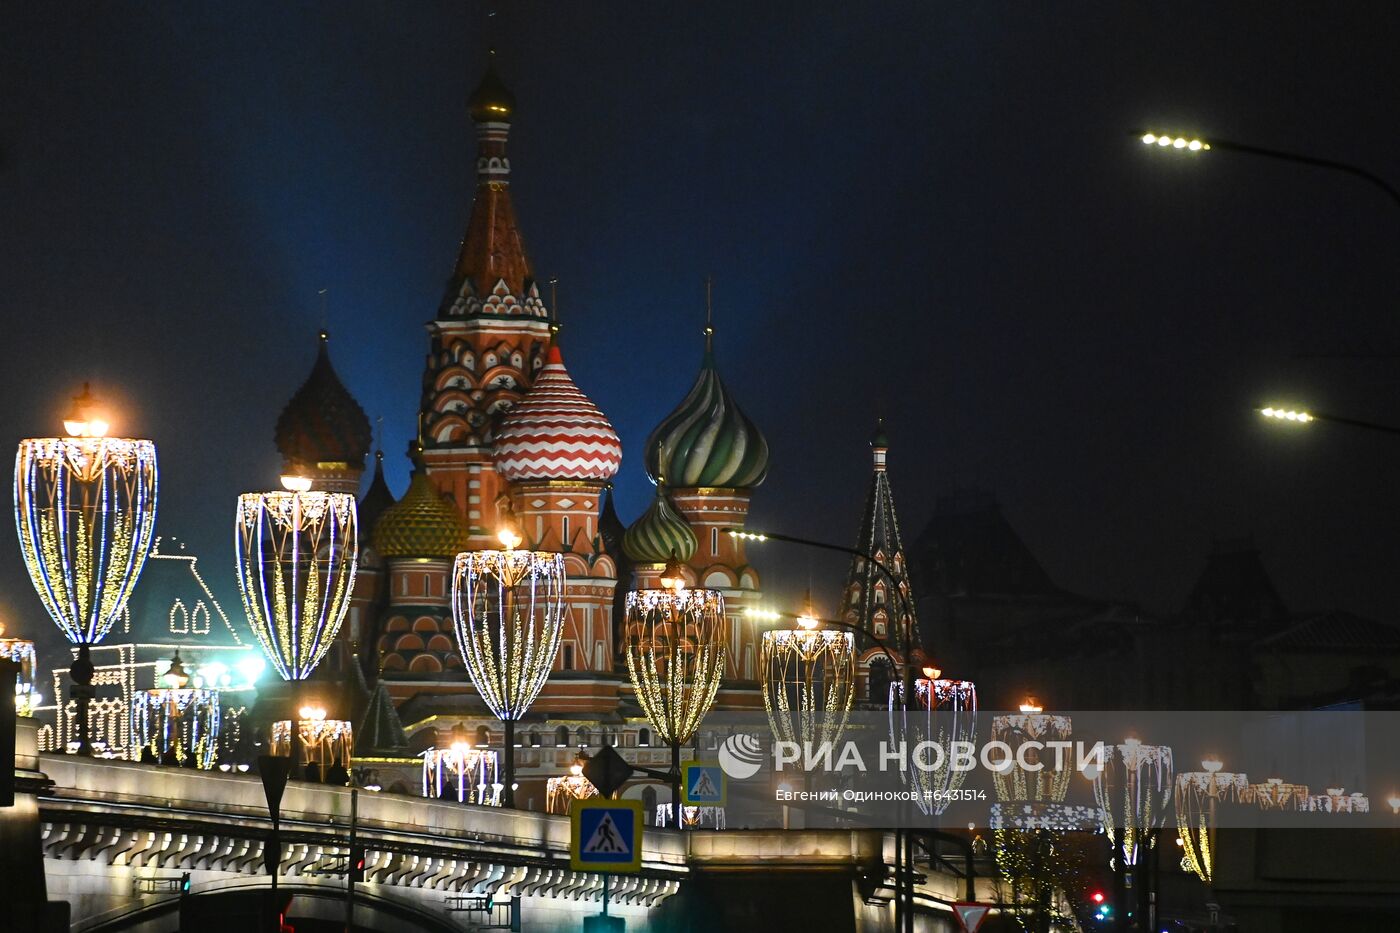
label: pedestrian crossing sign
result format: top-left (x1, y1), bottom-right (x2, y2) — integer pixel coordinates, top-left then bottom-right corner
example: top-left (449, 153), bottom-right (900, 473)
top-left (571, 799), bottom-right (643, 872)
top-left (681, 761), bottom-right (726, 806)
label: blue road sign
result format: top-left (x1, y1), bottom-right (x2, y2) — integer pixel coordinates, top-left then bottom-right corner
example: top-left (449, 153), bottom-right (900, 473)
top-left (571, 799), bottom-right (642, 872)
top-left (681, 761), bottom-right (726, 806)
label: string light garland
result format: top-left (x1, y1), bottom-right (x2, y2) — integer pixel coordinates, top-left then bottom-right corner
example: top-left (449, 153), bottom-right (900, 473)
top-left (15, 388), bottom-right (158, 755)
top-left (1174, 758), bottom-right (1249, 883)
top-left (1248, 776), bottom-right (1309, 811)
top-left (990, 707), bottom-right (1074, 804)
top-left (624, 588), bottom-right (727, 748)
top-left (133, 686), bottom-right (221, 769)
top-left (271, 705), bottom-right (353, 783)
top-left (235, 480), bottom-right (358, 680)
top-left (1088, 738), bottom-right (1173, 866)
top-left (655, 804), bottom-right (725, 829)
top-left (760, 625), bottom-right (854, 749)
top-left (451, 538), bottom-right (567, 807)
top-left (0, 624), bottom-right (39, 716)
top-left (546, 759), bottom-right (599, 814)
top-left (421, 744), bottom-right (503, 805)
top-left (889, 674), bottom-right (978, 815)
top-left (1304, 786), bottom-right (1369, 813)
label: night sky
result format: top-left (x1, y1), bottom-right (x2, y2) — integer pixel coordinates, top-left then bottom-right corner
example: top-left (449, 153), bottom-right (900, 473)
top-left (5, 3), bottom-right (1400, 660)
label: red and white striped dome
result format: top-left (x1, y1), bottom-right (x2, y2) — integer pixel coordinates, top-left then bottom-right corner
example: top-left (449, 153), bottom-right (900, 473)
top-left (493, 346), bottom-right (622, 482)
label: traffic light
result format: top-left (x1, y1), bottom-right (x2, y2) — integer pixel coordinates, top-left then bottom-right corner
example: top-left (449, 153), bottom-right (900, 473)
top-left (180, 872), bottom-right (191, 895)
top-left (348, 844), bottom-right (365, 882)
top-left (1091, 891), bottom-right (1105, 904)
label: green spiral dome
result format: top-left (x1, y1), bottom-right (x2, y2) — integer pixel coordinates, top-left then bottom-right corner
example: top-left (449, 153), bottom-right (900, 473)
top-left (643, 344), bottom-right (769, 489)
top-left (622, 486), bottom-right (698, 564)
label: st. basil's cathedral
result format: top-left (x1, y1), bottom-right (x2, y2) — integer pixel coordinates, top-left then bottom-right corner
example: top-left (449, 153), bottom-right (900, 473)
top-left (267, 56), bottom-right (921, 807)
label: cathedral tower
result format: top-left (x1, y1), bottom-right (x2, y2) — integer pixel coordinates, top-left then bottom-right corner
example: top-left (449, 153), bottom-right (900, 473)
top-left (420, 54), bottom-right (552, 541)
top-left (839, 421), bottom-right (921, 701)
top-left (274, 330), bottom-right (372, 495)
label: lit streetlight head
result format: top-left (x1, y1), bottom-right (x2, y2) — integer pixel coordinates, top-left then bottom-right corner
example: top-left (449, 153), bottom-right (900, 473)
top-left (1260, 406), bottom-right (1313, 424)
top-left (921, 665), bottom-right (942, 680)
top-left (1019, 695), bottom-right (1043, 714)
top-left (745, 607), bottom-right (780, 622)
top-left (163, 650), bottom-right (189, 689)
top-left (1201, 757), bottom-right (1224, 774)
top-left (727, 528), bottom-right (767, 542)
top-left (659, 553), bottom-right (688, 590)
top-left (795, 614), bottom-right (819, 631)
top-left (63, 382), bottom-right (111, 437)
top-left (496, 525), bottom-right (523, 550)
top-left (1140, 131), bottom-right (1210, 152)
top-left (280, 473), bottom-right (313, 492)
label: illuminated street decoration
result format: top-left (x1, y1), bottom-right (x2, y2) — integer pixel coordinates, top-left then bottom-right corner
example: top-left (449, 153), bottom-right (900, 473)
top-left (1089, 738), bottom-right (1173, 866)
top-left (655, 804), bottom-right (725, 829)
top-left (988, 802), bottom-right (1102, 832)
top-left (1304, 786), bottom-right (1369, 813)
top-left (235, 477), bottom-right (358, 680)
top-left (451, 537), bottom-right (567, 806)
top-left (546, 760), bottom-right (599, 814)
top-left (133, 687), bottom-right (221, 769)
top-left (1175, 758), bottom-right (1249, 883)
top-left (0, 624), bottom-right (39, 716)
top-left (990, 704), bottom-right (1074, 804)
top-left (760, 615), bottom-right (854, 749)
top-left (421, 743), bottom-right (503, 805)
top-left (271, 705), bottom-right (353, 783)
top-left (1249, 776), bottom-right (1309, 811)
top-left (14, 385), bottom-right (158, 752)
top-left (624, 587), bottom-right (727, 750)
top-left (889, 673), bottom-right (978, 815)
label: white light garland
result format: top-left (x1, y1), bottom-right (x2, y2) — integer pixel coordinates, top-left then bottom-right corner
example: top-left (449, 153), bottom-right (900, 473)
top-left (1174, 763), bottom-right (1249, 884)
top-left (889, 676), bottom-right (978, 815)
top-left (1089, 738), bottom-right (1173, 866)
top-left (133, 687), bottom-right (221, 769)
top-left (623, 588), bottom-right (727, 747)
top-left (235, 490), bottom-right (358, 680)
top-left (420, 745), bottom-right (503, 806)
top-left (760, 628), bottom-right (854, 749)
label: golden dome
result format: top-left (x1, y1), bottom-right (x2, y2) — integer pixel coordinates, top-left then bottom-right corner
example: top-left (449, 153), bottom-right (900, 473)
top-left (371, 466), bottom-right (469, 560)
top-left (469, 52), bottom-right (515, 123)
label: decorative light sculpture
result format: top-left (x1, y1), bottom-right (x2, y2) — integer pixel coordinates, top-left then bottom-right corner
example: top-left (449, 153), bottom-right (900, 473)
top-left (990, 702), bottom-right (1074, 804)
top-left (235, 476), bottom-right (358, 681)
top-left (655, 804), bottom-right (725, 829)
top-left (133, 687), bottom-right (221, 769)
top-left (271, 705), bottom-right (353, 784)
top-left (1175, 757), bottom-right (1249, 884)
top-left (888, 670), bottom-right (978, 815)
top-left (14, 385), bottom-right (158, 752)
top-left (1249, 776), bottom-right (1309, 811)
top-left (546, 759), bottom-right (599, 814)
top-left (421, 742), bottom-right (502, 806)
top-left (0, 623), bottom-right (40, 716)
top-left (760, 611), bottom-right (855, 750)
top-left (624, 564), bottom-right (727, 828)
top-left (1089, 738), bottom-right (1173, 867)
top-left (1304, 786), bottom-right (1369, 813)
top-left (451, 530), bottom-right (567, 808)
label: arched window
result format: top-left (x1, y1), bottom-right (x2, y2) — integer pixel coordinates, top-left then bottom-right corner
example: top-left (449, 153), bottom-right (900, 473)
top-left (638, 727), bottom-right (651, 747)
top-left (476, 725), bottom-right (490, 746)
top-left (576, 727), bottom-right (590, 747)
top-left (642, 786), bottom-right (658, 823)
top-left (555, 726), bottom-right (569, 747)
top-left (868, 657), bottom-right (894, 705)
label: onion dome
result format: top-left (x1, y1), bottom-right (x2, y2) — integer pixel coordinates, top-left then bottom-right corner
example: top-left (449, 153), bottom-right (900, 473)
top-left (358, 450), bottom-right (397, 533)
top-left (469, 51), bottom-right (515, 123)
top-left (493, 345), bottom-right (622, 482)
top-left (371, 455), bottom-right (470, 560)
top-left (623, 484), bottom-right (697, 564)
top-left (275, 331), bottom-right (372, 470)
top-left (644, 334), bottom-right (769, 488)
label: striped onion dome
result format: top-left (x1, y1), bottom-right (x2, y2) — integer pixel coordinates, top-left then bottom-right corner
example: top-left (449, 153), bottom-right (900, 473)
top-left (372, 465), bottom-right (470, 560)
top-left (644, 341), bottom-right (768, 488)
top-left (622, 484), bottom-right (697, 563)
top-left (493, 345), bottom-right (622, 482)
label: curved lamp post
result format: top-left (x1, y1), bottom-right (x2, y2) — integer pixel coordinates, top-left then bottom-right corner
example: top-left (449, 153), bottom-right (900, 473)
top-left (14, 385), bottom-right (158, 753)
top-left (451, 530), bottom-right (566, 808)
top-left (624, 563), bottom-right (726, 829)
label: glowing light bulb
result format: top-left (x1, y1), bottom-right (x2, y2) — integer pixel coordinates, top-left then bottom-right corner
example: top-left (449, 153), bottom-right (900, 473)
top-left (1019, 696), bottom-right (1043, 714)
top-left (280, 474), bottom-right (313, 492)
top-left (62, 382), bottom-right (111, 437)
top-left (1201, 757), bottom-right (1223, 774)
top-left (659, 554), bottom-right (688, 591)
top-left (497, 526), bottom-right (523, 550)
top-left (796, 614), bottom-right (819, 631)
top-left (921, 665), bottom-right (942, 680)
top-left (1141, 133), bottom-right (1157, 144)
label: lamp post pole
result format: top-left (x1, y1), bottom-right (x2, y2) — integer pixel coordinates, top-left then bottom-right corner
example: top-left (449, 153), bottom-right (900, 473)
top-left (728, 527), bottom-right (920, 933)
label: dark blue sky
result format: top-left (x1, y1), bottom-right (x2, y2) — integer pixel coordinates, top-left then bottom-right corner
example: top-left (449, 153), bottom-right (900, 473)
top-left (5, 2), bottom-right (1400, 658)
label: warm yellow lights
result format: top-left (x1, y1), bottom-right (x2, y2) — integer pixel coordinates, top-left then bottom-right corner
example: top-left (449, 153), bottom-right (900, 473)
top-left (1201, 757), bottom-right (1223, 773)
top-left (298, 704), bottom-right (327, 721)
top-left (1019, 696), bottom-right (1043, 714)
top-left (761, 625), bottom-right (855, 749)
top-left (921, 665), bottom-right (942, 680)
top-left (1176, 759), bottom-right (1249, 884)
top-left (659, 554), bottom-right (688, 591)
top-left (496, 524), bottom-right (523, 550)
top-left (745, 607), bottom-right (782, 622)
top-left (1141, 132), bottom-right (1210, 151)
top-left (1388, 793), bottom-right (1400, 815)
top-left (624, 588), bottom-right (727, 747)
top-left (727, 529), bottom-right (768, 542)
top-left (163, 651), bottom-right (189, 689)
top-left (279, 474), bottom-right (313, 492)
top-left (1260, 406), bottom-right (1313, 423)
top-left (63, 383), bottom-right (111, 438)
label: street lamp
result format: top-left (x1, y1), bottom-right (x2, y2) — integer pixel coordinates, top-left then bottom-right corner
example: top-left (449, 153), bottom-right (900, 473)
top-left (421, 742), bottom-right (502, 805)
top-left (1174, 756), bottom-right (1250, 884)
top-left (1257, 406), bottom-right (1400, 437)
top-left (623, 585), bottom-right (727, 828)
top-left (757, 606), bottom-right (856, 751)
top-left (15, 384), bottom-right (159, 753)
top-left (1133, 129), bottom-right (1400, 210)
top-left (235, 474), bottom-right (359, 681)
top-left (451, 532), bottom-right (566, 808)
top-left (0, 623), bottom-right (40, 717)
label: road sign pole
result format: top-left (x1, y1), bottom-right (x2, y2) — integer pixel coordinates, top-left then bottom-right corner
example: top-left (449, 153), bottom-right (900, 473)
top-left (669, 740), bottom-right (681, 828)
top-left (602, 873), bottom-right (610, 917)
top-left (345, 786), bottom-right (357, 932)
